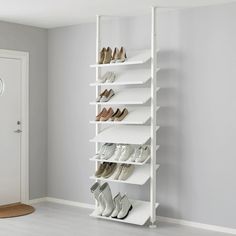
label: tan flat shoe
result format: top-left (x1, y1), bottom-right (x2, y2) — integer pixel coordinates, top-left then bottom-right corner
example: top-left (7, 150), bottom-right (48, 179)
top-left (100, 107), bottom-right (114, 121)
top-left (110, 108), bottom-right (121, 121)
top-left (116, 47), bottom-right (127, 63)
top-left (111, 47), bottom-right (120, 63)
top-left (115, 108), bottom-right (128, 121)
top-left (102, 163), bottom-right (117, 178)
top-left (103, 47), bottom-right (112, 64)
top-left (98, 48), bottom-right (106, 64)
top-left (96, 89), bottom-right (108, 102)
top-left (100, 89), bottom-right (115, 102)
top-left (95, 163), bottom-right (108, 178)
top-left (118, 164), bottom-right (135, 181)
top-left (96, 108), bottom-right (107, 121)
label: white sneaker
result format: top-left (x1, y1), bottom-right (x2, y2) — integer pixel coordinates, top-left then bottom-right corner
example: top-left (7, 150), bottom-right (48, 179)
top-left (94, 143), bottom-right (108, 159)
top-left (112, 145), bottom-right (123, 161)
top-left (101, 143), bottom-right (116, 160)
top-left (129, 146), bottom-right (142, 162)
top-left (119, 145), bottom-right (134, 161)
top-left (136, 145), bottom-right (150, 163)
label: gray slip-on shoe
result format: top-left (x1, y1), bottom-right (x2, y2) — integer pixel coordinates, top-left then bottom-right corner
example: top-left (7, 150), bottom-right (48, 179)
top-left (102, 163), bottom-right (117, 178)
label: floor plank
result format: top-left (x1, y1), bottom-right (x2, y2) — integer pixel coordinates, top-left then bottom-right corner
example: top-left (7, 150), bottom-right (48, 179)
top-left (0, 202), bottom-right (232, 236)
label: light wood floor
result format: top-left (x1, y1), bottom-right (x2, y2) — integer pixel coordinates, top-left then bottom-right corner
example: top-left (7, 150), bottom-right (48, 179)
top-left (0, 202), bottom-right (231, 236)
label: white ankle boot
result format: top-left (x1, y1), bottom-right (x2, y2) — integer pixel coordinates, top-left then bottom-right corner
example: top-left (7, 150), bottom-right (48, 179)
top-left (90, 182), bottom-right (105, 215)
top-left (111, 193), bottom-right (122, 218)
top-left (117, 195), bottom-right (133, 219)
top-left (100, 183), bottom-right (114, 217)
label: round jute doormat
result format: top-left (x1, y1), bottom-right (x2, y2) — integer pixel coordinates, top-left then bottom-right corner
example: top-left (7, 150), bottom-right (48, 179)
top-left (0, 203), bottom-right (35, 218)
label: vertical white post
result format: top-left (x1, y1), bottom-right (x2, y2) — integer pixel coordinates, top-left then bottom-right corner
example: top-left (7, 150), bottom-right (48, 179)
top-left (150, 6), bottom-right (157, 228)
top-left (95, 15), bottom-right (101, 170)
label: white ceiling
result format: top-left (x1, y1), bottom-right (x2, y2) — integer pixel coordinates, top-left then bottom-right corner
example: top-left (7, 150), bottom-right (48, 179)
top-left (0, 0), bottom-right (234, 28)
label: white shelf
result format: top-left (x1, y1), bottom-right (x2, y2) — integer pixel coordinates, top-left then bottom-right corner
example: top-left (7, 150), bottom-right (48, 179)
top-left (90, 88), bottom-right (149, 105)
top-left (90, 69), bottom-right (159, 86)
top-left (90, 125), bottom-right (159, 145)
top-left (90, 164), bottom-right (159, 185)
top-left (90, 106), bottom-right (156, 125)
top-left (90, 200), bottom-right (159, 225)
top-left (90, 88), bottom-right (160, 105)
top-left (90, 145), bottom-right (160, 165)
top-left (90, 155), bottom-right (150, 165)
top-left (90, 50), bottom-right (153, 68)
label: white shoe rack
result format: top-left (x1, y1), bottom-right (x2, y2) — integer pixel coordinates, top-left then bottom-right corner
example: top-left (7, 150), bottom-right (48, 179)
top-left (89, 7), bottom-right (159, 227)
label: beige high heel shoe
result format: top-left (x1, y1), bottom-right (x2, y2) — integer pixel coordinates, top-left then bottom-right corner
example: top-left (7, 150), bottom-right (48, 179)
top-left (96, 108), bottom-right (107, 121)
top-left (111, 47), bottom-right (120, 63)
top-left (98, 47), bottom-right (106, 64)
top-left (116, 47), bottom-right (127, 63)
top-left (115, 108), bottom-right (128, 121)
top-left (103, 47), bottom-right (112, 64)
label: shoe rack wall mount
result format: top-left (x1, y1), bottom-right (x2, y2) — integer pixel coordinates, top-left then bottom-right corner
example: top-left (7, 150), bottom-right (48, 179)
top-left (90, 7), bottom-right (159, 227)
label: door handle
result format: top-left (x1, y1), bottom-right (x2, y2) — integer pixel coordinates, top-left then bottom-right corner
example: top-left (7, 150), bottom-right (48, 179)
top-left (14, 129), bottom-right (22, 133)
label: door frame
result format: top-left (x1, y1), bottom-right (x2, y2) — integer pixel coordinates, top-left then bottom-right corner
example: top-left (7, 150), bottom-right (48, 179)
top-left (0, 49), bottom-right (29, 204)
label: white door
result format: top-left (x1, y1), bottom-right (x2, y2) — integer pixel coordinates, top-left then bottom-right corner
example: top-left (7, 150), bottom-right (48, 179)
top-left (0, 57), bottom-right (22, 206)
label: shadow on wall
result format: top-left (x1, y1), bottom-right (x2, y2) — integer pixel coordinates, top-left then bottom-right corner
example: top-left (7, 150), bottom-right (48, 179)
top-left (157, 49), bottom-right (181, 218)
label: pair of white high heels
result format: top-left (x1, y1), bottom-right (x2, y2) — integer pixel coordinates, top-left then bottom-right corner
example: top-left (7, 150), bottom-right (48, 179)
top-left (97, 71), bottom-right (116, 83)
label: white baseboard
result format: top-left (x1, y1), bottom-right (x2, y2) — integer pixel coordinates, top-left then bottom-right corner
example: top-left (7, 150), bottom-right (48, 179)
top-left (45, 197), bottom-right (94, 210)
top-left (29, 197), bottom-right (47, 204)
top-left (158, 216), bottom-right (236, 235)
top-left (29, 197), bottom-right (236, 235)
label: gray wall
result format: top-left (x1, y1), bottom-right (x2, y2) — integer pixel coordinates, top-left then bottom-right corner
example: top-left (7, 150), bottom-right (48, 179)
top-left (48, 3), bottom-right (236, 229)
top-left (0, 21), bottom-right (48, 199)
top-left (47, 23), bottom-right (95, 201)
top-left (175, 3), bottom-right (236, 228)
